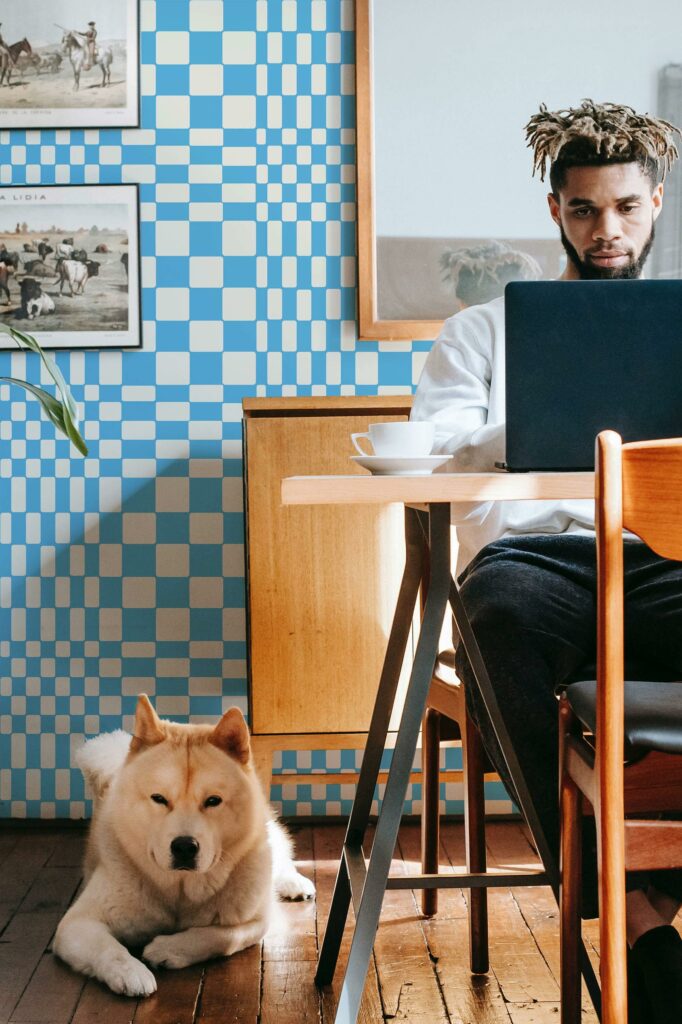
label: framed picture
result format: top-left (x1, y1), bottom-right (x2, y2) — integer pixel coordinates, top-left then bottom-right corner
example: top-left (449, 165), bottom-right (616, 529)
top-left (0, 0), bottom-right (139, 129)
top-left (0, 184), bottom-right (141, 350)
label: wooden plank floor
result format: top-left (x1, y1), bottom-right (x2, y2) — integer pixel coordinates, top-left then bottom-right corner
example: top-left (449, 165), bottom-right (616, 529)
top-left (0, 820), bottom-right (612, 1023)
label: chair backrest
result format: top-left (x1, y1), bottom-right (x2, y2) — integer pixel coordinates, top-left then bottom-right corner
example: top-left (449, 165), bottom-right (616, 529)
top-left (594, 431), bottom-right (682, 821)
top-left (621, 437), bottom-right (682, 561)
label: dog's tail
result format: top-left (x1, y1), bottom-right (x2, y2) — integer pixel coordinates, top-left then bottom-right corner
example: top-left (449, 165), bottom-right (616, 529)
top-left (76, 730), bottom-right (131, 802)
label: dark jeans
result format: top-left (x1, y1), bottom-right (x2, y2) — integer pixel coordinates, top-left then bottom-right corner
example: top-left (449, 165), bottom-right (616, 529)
top-left (454, 533), bottom-right (682, 918)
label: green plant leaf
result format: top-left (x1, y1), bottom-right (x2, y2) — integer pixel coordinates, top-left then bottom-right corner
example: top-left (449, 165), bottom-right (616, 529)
top-left (2, 324), bottom-right (78, 419)
top-left (0, 323), bottom-right (88, 455)
top-left (0, 377), bottom-right (65, 428)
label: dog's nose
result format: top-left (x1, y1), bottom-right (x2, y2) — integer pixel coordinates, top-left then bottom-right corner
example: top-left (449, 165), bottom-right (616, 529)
top-left (170, 835), bottom-right (200, 869)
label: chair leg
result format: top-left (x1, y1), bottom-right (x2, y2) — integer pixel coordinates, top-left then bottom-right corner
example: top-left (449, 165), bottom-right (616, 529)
top-left (597, 796), bottom-right (628, 1024)
top-left (463, 713), bottom-right (489, 974)
top-left (421, 706), bottom-right (441, 917)
top-left (560, 762), bottom-right (582, 1024)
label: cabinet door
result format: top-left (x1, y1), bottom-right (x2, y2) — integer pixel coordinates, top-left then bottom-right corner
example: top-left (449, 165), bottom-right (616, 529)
top-left (246, 413), bottom-right (409, 735)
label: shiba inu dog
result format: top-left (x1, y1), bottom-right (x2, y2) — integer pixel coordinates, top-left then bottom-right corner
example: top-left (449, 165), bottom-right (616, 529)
top-left (53, 695), bottom-right (314, 997)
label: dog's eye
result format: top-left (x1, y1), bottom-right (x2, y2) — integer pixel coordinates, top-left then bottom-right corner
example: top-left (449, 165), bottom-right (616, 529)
top-left (204, 795), bottom-right (222, 808)
top-left (150, 793), bottom-right (168, 806)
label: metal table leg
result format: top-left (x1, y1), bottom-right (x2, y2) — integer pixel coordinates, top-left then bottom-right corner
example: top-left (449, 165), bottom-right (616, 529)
top-left (315, 504), bottom-right (428, 990)
top-left (316, 503), bottom-right (451, 1023)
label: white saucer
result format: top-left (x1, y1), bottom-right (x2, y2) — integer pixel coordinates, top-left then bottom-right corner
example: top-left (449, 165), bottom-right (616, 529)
top-left (351, 454), bottom-right (451, 476)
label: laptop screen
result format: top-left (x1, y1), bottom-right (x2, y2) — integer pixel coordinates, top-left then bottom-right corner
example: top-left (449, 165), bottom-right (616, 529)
top-left (504, 280), bottom-right (682, 471)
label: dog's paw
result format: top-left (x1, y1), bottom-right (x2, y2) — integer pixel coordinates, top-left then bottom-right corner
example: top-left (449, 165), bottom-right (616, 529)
top-left (143, 934), bottom-right (194, 970)
top-left (103, 954), bottom-right (157, 997)
top-left (275, 869), bottom-right (316, 901)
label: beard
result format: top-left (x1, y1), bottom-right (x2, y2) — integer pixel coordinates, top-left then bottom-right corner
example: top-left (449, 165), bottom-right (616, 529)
top-left (559, 221), bottom-right (655, 280)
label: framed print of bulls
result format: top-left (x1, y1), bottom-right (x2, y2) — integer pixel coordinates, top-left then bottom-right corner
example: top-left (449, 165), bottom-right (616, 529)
top-left (0, 184), bottom-right (141, 350)
top-left (0, 0), bottom-right (139, 128)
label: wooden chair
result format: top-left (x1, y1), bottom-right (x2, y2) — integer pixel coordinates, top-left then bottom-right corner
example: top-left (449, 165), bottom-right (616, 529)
top-left (559, 431), bottom-right (682, 1024)
top-left (421, 635), bottom-right (492, 974)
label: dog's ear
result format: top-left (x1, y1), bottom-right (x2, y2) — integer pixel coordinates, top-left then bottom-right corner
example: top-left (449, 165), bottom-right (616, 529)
top-left (130, 694), bottom-right (165, 753)
top-left (209, 707), bottom-right (251, 765)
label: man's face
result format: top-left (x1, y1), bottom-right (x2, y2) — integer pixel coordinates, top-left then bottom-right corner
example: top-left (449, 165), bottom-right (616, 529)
top-left (547, 163), bottom-right (663, 280)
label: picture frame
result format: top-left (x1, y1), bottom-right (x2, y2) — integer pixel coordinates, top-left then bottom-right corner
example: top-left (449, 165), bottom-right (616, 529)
top-left (357, 0), bottom-right (682, 340)
top-left (0, 183), bottom-right (141, 351)
top-left (0, 0), bottom-right (139, 129)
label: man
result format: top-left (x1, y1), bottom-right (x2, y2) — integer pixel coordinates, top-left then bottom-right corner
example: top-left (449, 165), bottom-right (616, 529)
top-left (412, 100), bottom-right (682, 1024)
top-left (76, 22), bottom-right (97, 71)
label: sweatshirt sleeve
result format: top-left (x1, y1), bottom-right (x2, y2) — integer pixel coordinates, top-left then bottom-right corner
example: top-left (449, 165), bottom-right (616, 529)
top-left (411, 309), bottom-right (503, 523)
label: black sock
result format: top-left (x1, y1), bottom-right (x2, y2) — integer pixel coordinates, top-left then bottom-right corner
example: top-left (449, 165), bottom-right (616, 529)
top-left (631, 925), bottom-right (682, 1024)
top-left (627, 945), bottom-right (651, 1024)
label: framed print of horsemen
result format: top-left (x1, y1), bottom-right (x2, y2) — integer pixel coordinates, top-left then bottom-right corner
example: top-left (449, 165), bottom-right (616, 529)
top-left (0, 184), bottom-right (141, 350)
top-left (0, 0), bottom-right (139, 129)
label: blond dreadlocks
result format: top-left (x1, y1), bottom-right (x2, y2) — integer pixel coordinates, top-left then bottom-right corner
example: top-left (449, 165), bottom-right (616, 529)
top-left (525, 99), bottom-right (680, 183)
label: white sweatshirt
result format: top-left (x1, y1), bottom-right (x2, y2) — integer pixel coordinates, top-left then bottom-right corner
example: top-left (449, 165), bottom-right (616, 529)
top-left (411, 295), bottom-right (596, 573)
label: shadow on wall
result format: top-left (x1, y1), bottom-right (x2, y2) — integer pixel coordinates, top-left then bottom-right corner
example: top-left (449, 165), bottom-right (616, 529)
top-left (1, 461), bottom-right (246, 813)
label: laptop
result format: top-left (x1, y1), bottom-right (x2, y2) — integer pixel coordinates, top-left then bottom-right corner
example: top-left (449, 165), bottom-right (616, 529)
top-left (503, 280), bottom-right (682, 471)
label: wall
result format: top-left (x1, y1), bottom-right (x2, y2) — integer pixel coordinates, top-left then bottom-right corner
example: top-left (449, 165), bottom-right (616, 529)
top-left (0, 0), bottom-right (511, 819)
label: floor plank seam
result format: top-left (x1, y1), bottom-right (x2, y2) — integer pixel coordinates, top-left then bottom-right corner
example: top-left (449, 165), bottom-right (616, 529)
top-left (488, 965), bottom-right (520, 1022)
top-left (508, 885), bottom-right (558, 985)
top-left (395, 834), bottom-right (453, 1023)
top-left (423, 934), bottom-right (454, 1024)
top-left (371, 953), bottom-right (387, 1023)
top-left (256, 939), bottom-right (265, 1024)
top-left (190, 966), bottom-right (207, 1024)
top-left (306, 826), bottom-right (324, 1024)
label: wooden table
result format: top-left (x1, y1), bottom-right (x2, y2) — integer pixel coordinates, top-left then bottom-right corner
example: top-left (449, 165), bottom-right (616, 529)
top-left (281, 471), bottom-right (598, 1024)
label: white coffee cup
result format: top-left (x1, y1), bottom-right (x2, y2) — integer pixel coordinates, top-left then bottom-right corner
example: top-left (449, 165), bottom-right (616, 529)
top-left (351, 420), bottom-right (435, 458)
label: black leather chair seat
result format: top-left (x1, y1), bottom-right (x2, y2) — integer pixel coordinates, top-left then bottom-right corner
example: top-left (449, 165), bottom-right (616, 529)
top-left (565, 679), bottom-right (682, 755)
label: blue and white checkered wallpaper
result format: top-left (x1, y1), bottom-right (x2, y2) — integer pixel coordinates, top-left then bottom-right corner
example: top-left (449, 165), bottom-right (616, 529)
top-left (0, 0), bottom-right (512, 820)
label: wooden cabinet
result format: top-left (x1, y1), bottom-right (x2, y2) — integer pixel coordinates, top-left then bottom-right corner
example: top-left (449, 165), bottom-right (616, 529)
top-left (242, 396), bottom-right (413, 785)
